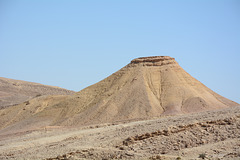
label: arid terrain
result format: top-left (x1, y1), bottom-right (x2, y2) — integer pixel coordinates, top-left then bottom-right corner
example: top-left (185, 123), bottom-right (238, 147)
top-left (0, 57), bottom-right (237, 132)
top-left (0, 56), bottom-right (239, 160)
top-left (0, 77), bottom-right (75, 109)
top-left (0, 106), bottom-right (239, 160)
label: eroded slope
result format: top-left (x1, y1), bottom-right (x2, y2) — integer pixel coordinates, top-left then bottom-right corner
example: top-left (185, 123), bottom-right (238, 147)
top-left (0, 77), bottom-right (74, 109)
top-left (0, 56), bottom-right (238, 132)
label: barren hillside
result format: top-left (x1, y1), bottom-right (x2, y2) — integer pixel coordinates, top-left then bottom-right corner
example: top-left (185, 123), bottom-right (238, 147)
top-left (0, 56), bottom-right (239, 160)
top-left (0, 56), bottom-right (238, 133)
top-left (0, 77), bottom-right (75, 109)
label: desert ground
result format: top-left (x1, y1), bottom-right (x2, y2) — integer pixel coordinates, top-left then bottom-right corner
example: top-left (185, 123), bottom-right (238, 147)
top-left (0, 56), bottom-right (239, 160)
top-left (0, 106), bottom-right (239, 160)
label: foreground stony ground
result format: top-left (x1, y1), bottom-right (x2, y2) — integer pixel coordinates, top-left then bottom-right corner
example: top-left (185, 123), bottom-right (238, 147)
top-left (0, 106), bottom-right (239, 160)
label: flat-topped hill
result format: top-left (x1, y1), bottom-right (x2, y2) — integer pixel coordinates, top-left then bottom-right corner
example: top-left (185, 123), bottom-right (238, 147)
top-left (0, 56), bottom-right (238, 133)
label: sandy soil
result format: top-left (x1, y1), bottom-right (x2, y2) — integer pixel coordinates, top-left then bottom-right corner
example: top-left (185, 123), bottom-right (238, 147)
top-left (0, 106), bottom-right (239, 160)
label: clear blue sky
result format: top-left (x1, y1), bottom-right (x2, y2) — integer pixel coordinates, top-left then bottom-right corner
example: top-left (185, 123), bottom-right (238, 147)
top-left (0, 0), bottom-right (239, 103)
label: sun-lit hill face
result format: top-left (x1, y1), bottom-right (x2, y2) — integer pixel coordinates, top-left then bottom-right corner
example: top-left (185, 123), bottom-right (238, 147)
top-left (59, 56), bottom-right (237, 125)
top-left (0, 95), bottom-right (69, 132)
top-left (0, 77), bottom-right (75, 109)
top-left (0, 56), bottom-right (238, 133)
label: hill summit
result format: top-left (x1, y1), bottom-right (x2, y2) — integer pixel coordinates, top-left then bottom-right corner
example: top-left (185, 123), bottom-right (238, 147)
top-left (0, 56), bottom-right (238, 131)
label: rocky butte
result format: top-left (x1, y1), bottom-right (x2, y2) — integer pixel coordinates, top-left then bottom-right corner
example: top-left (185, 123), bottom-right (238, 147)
top-left (0, 56), bottom-right (238, 132)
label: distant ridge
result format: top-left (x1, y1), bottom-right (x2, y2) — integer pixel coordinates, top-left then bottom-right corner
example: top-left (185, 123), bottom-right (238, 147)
top-left (0, 77), bottom-right (75, 109)
top-left (0, 56), bottom-right (238, 132)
